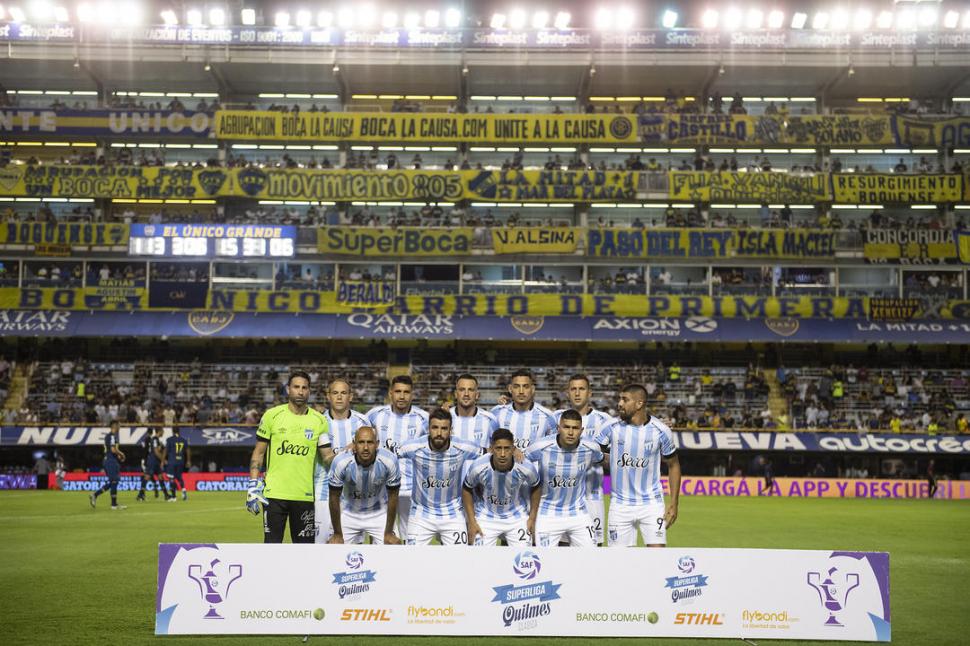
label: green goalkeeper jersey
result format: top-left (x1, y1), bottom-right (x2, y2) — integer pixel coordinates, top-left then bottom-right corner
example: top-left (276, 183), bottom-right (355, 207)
top-left (257, 404), bottom-right (330, 502)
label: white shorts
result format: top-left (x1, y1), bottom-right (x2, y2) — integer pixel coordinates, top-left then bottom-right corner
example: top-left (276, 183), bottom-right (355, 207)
top-left (608, 502), bottom-right (667, 547)
top-left (314, 500), bottom-right (334, 544)
top-left (476, 517), bottom-right (531, 546)
top-left (587, 497), bottom-right (605, 545)
top-left (396, 493), bottom-right (412, 539)
top-left (340, 508), bottom-right (388, 545)
top-left (535, 513), bottom-right (596, 547)
top-left (406, 515), bottom-right (467, 546)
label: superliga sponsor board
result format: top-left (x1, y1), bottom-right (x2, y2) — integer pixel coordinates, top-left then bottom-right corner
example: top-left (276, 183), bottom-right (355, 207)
top-left (155, 544), bottom-right (890, 640)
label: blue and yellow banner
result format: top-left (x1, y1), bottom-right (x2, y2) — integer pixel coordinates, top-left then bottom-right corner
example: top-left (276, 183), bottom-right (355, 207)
top-left (668, 171), bottom-right (831, 203)
top-left (832, 173), bottom-right (964, 204)
top-left (0, 109), bottom-right (212, 137)
top-left (4, 287), bottom-right (969, 320)
top-left (863, 230), bottom-right (958, 264)
top-left (0, 221), bottom-right (128, 246)
top-left (588, 228), bottom-right (836, 260)
top-left (491, 228), bottom-right (583, 254)
top-left (956, 230), bottom-right (970, 264)
top-left (317, 227), bottom-right (473, 256)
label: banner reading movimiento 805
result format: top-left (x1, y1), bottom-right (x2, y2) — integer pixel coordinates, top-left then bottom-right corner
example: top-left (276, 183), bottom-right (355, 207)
top-left (156, 544), bottom-right (890, 640)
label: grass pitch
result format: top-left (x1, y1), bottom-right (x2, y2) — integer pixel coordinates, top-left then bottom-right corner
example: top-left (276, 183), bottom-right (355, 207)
top-left (1, 491), bottom-right (967, 646)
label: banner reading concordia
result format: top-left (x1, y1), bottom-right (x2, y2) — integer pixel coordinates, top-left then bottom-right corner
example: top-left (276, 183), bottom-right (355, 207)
top-left (491, 227), bottom-right (583, 254)
top-left (832, 173), bottom-right (964, 203)
top-left (0, 221), bottom-right (129, 247)
top-left (317, 227), bottom-right (473, 256)
top-left (863, 229), bottom-right (958, 264)
top-left (668, 171), bottom-right (831, 203)
top-left (588, 227), bottom-right (836, 259)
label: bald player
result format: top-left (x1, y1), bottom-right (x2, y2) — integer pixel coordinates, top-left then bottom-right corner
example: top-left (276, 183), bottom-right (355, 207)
top-left (594, 384), bottom-right (682, 547)
top-left (328, 426), bottom-right (402, 545)
top-left (314, 378), bottom-right (370, 544)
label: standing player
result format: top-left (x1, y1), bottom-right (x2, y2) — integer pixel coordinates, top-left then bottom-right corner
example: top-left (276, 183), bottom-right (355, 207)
top-left (451, 374), bottom-right (499, 447)
top-left (137, 427), bottom-right (167, 501)
top-left (368, 375), bottom-right (429, 538)
top-left (163, 427), bottom-right (191, 502)
top-left (247, 371), bottom-right (334, 543)
top-left (526, 410), bottom-right (604, 547)
top-left (328, 426), bottom-right (402, 545)
top-left (399, 409), bottom-right (481, 545)
top-left (89, 420), bottom-right (126, 510)
top-left (313, 379), bottom-right (370, 544)
top-left (463, 428), bottom-right (540, 546)
top-left (491, 369), bottom-right (557, 450)
top-left (554, 374), bottom-right (614, 545)
top-left (595, 384), bottom-right (682, 547)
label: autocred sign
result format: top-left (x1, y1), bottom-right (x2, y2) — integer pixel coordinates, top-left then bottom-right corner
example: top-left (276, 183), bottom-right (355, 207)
top-left (155, 544), bottom-right (889, 639)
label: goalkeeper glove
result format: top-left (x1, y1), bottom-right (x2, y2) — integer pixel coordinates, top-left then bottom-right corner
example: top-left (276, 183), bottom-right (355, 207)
top-left (246, 478), bottom-right (267, 515)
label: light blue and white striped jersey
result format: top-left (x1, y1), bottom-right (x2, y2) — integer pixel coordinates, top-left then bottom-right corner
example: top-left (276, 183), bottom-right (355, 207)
top-left (490, 402), bottom-right (557, 449)
top-left (328, 448), bottom-right (401, 514)
top-left (526, 435), bottom-right (603, 518)
top-left (463, 455), bottom-right (539, 521)
top-left (451, 407), bottom-right (500, 448)
top-left (554, 408), bottom-right (616, 501)
top-left (313, 409), bottom-right (371, 501)
top-left (593, 416), bottom-right (677, 506)
top-left (398, 437), bottom-right (481, 520)
top-left (367, 405), bottom-right (429, 491)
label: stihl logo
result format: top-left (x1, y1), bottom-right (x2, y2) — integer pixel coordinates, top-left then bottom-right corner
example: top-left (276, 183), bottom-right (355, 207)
top-left (674, 612), bottom-right (724, 625)
top-left (340, 608), bottom-right (391, 622)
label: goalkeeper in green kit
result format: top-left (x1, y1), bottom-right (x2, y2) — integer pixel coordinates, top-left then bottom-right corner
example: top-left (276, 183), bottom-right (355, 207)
top-left (247, 371), bottom-right (335, 543)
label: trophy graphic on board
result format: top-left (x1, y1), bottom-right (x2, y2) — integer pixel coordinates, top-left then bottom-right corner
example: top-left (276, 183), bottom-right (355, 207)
top-left (188, 558), bottom-right (243, 619)
top-left (807, 566), bottom-right (860, 627)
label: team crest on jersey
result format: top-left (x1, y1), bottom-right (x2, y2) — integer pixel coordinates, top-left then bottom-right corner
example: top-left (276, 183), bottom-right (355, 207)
top-left (304, 429), bottom-right (314, 440)
top-left (492, 551), bottom-right (561, 630)
top-left (530, 423), bottom-right (540, 434)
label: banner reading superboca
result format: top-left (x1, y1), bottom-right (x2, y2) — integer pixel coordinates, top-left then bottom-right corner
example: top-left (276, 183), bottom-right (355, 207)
top-left (155, 544), bottom-right (890, 640)
top-left (317, 227), bottom-right (473, 256)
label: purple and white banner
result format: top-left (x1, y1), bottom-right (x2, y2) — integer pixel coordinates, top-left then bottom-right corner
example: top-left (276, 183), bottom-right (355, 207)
top-left (155, 544), bottom-right (890, 639)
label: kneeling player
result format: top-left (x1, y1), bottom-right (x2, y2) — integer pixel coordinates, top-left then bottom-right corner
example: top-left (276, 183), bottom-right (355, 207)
top-left (526, 409), bottom-right (604, 547)
top-left (329, 426), bottom-right (402, 545)
top-left (463, 428), bottom-right (539, 546)
top-left (399, 408), bottom-right (481, 546)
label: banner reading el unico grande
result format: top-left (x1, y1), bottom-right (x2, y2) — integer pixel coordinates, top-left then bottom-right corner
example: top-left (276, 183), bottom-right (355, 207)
top-left (213, 110), bottom-right (969, 148)
top-left (0, 221), bottom-right (129, 247)
top-left (588, 228), bottom-right (836, 259)
top-left (7, 287), bottom-right (969, 319)
top-left (863, 229), bottom-right (958, 264)
top-left (154, 543), bottom-right (891, 640)
top-left (668, 171), bottom-right (831, 203)
top-left (491, 227), bottom-right (583, 254)
top-left (832, 173), bottom-right (964, 203)
top-left (317, 227), bottom-right (473, 256)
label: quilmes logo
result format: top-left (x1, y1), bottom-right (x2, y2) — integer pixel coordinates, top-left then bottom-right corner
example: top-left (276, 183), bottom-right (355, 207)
top-left (331, 551), bottom-right (377, 599)
top-left (807, 566), bottom-right (860, 627)
top-left (664, 556), bottom-right (709, 604)
top-left (492, 551), bottom-right (561, 630)
top-left (187, 559), bottom-right (243, 620)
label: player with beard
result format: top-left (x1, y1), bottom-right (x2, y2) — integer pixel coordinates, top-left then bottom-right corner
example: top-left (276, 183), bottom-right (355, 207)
top-left (595, 384), bottom-right (681, 547)
top-left (450, 374), bottom-right (499, 448)
top-left (398, 408), bottom-right (481, 545)
top-left (554, 374), bottom-right (615, 545)
top-left (247, 371), bottom-right (335, 543)
top-left (368, 375), bottom-right (429, 538)
top-left (313, 379), bottom-right (370, 544)
top-left (329, 426), bottom-right (402, 545)
top-left (526, 409), bottom-right (604, 547)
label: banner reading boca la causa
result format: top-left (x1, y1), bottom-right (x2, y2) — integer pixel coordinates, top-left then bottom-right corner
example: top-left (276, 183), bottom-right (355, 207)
top-left (155, 544), bottom-right (890, 640)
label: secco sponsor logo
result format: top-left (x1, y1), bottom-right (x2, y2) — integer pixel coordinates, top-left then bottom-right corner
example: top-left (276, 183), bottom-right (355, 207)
top-left (339, 608), bottom-right (391, 622)
top-left (674, 612), bottom-right (724, 625)
top-left (741, 608), bottom-right (801, 630)
top-left (406, 605), bottom-right (465, 625)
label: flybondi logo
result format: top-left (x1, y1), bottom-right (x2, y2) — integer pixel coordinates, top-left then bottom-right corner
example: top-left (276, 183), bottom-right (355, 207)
top-left (331, 551), bottom-right (377, 599)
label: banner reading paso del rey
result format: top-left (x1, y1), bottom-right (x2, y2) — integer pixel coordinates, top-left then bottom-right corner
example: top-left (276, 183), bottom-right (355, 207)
top-left (668, 171), bottom-right (831, 203)
top-left (832, 173), bottom-right (964, 203)
top-left (588, 228), bottom-right (836, 259)
top-left (212, 109), bottom-right (969, 148)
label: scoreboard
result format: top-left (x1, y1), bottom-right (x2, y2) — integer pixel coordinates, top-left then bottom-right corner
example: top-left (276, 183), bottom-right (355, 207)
top-left (128, 224), bottom-right (296, 258)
